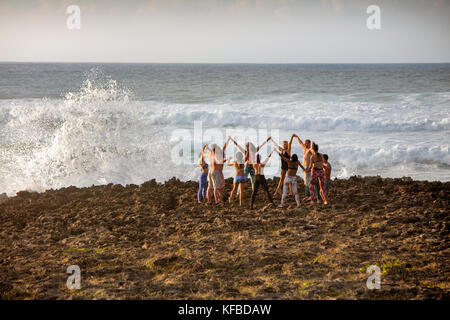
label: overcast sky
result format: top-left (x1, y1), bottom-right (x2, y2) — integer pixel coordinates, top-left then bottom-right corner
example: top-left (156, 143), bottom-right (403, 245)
top-left (1, 0), bottom-right (449, 63)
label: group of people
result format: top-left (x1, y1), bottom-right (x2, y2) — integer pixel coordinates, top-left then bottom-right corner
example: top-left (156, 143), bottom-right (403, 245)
top-left (197, 134), bottom-right (332, 209)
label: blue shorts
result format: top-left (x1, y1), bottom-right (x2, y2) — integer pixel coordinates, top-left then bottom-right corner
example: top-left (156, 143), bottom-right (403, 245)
top-left (234, 175), bottom-right (246, 183)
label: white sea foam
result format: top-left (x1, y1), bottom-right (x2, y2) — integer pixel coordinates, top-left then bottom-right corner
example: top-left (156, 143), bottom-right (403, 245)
top-left (138, 101), bottom-right (450, 132)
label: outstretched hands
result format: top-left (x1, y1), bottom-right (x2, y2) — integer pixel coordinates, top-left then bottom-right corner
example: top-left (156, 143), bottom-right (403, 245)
top-left (270, 138), bottom-right (281, 149)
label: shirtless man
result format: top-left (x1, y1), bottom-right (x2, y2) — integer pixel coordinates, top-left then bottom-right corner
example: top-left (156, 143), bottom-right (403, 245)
top-left (293, 134), bottom-right (313, 198)
top-left (251, 150), bottom-right (275, 209)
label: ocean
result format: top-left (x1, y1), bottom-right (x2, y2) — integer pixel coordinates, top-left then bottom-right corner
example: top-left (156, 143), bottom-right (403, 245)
top-left (0, 63), bottom-right (449, 195)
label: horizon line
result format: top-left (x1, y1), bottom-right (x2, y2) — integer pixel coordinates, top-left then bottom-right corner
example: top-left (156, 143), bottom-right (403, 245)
top-left (1, 61), bottom-right (450, 65)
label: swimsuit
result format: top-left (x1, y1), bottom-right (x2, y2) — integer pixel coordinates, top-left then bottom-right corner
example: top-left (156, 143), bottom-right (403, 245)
top-left (234, 175), bottom-right (246, 183)
top-left (281, 152), bottom-right (289, 171)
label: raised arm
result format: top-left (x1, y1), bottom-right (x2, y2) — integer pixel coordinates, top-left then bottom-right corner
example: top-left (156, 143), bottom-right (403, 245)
top-left (288, 134), bottom-right (295, 153)
top-left (231, 138), bottom-right (246, 154)
top-left (270, 139), bottom-right (284, 152)
top-left (293, 134), bottom-right (306, 151)
top-left (262, 149), bottom-right (275, 166)
top-left (223, 136), bottom-right (231, 152)
top-left (298, 161), bottom-right (306, 171)
top-left (201, 144), bottom-right (209, 158)
top-left (277, 151), bottom-right (290, 163)
top-left (310, 159), bottom-right (315, 173)
top-left (256, 136), bottom-right (271, 152)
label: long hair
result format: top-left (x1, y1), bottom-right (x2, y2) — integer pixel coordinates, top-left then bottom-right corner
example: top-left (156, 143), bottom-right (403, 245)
top-left (236, 152), bottom-right (244, 164)
top-left (211, 144), bottom-right (223, 162)
top-left (291, 154), bottom-right (298, 162)
top-left (245, 142), bottom-right (256, 162)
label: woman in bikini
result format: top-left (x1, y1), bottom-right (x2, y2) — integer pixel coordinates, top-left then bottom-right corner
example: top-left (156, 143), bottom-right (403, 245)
top-left (277, 152), bottom-right (305, 208)
top-left (231, 137), bottom-right (271, 192)
top-left (309, 142), bottom-right (328, 205)
top-left (271, 134), bottom-right (294, 196)
top-left (227, 151), bottom-right (246, 206)
top-left (251, 150), bottom-right (276, 209)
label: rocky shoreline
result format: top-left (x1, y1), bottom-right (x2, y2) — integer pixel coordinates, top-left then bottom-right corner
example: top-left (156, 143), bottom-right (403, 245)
top-left (0, 176), bottom-right (448, 299)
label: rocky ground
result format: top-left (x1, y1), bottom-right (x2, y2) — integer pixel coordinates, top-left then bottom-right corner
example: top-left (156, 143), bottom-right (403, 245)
top-left (0, 176), bottom-right (448, 299)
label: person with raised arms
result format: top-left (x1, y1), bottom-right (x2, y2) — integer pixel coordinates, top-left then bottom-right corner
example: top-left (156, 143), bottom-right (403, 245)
top-left (202, 137), bottom-right (231, 204)
top-left (251, 150), bottom-right (276, 210)
top-left (197, 146), bottom-right (209, 204)
top-left (271, 135), bottom-right (294, 196)
top-left (230, 136), bottom-right (271, 192)
top-left (276, 151), bottom-right (305, 208)
top-left (226, 151), bottom-right (246, 206)
top-left (218, 136), bottom-right (231, 201)
top-left (293, 134), bottom-right (313, 199)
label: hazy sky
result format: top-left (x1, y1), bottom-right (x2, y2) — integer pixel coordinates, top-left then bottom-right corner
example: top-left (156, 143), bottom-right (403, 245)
top-left (1, 0), bottom-right (449, 63)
